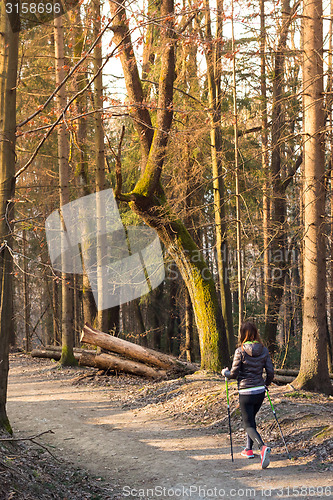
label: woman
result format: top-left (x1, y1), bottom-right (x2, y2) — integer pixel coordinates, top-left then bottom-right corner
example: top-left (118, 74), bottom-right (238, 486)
top-left (222, 320), bottom-right (274, 469)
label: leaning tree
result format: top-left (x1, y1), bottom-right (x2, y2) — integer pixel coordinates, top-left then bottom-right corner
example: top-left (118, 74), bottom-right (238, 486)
top-left (108, 0), bottom-right (230, 370)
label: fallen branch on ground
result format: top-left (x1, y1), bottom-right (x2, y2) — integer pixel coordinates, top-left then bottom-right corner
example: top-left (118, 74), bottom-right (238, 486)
top-left (275, 368), bottom-right (333, 380)
top-left (0, 430), bottom-right (54, 442)
top-left (0, 429), bottom-right (59, 462)
top-left (31, 348), bottom-right (81, 361)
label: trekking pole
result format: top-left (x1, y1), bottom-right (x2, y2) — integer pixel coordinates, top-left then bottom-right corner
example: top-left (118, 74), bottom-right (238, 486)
top-left (266, 389), bottom-right (291, 460)
top-left (225, 378), bottom-right (234, 462)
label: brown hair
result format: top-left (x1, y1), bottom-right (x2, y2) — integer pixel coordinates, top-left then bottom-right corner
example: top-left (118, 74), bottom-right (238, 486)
top-left (238, 320), bottom-right (262, 349)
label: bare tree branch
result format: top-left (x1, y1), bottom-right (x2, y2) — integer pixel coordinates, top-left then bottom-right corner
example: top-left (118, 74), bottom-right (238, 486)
top-left (17, 15), bottom-right (117, 129)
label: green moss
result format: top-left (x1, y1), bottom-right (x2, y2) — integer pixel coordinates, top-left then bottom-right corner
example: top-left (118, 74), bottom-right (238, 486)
top-left (313, 425), bottom-right (333, 441)
top-left (59, 345), bottom-right (78, 367)
top-left (0, 416), bottom-right (13, 435)
top-left (293, 371), bottom-right (333, 396)
top-left (285, 391), bottom-right (314, 399)
top-left (129, 179), bottom-right (228, 371)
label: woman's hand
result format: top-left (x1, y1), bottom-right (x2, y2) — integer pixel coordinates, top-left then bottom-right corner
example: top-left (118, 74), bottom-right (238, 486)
top-left (221, 367), bottom-right (230, 377)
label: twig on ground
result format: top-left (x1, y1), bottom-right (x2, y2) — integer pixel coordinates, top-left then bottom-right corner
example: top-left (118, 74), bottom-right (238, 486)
top-left (30, 439), bottom-right (60, 462)
top-left (0, 429), bottom-right (60, 462)
top-left (0, 429), bottom-right (54, 442)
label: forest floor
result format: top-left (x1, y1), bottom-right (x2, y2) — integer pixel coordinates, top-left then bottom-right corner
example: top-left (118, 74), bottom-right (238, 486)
top-left (1, 354), bottom-right (333, 500)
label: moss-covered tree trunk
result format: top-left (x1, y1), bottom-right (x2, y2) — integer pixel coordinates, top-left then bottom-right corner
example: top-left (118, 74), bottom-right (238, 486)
top-left (129, 199), bottom-right (229, 368)
top-left (293, 0), bottom-right (332, 395)
top-left (0, 4), bottom-right (18, 432)
top-left (109, 0), bottom-right (229, 370)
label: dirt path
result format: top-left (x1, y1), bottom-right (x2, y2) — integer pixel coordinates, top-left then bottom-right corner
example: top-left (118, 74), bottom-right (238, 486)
top-left (6, 356), bottom-right (333, 500)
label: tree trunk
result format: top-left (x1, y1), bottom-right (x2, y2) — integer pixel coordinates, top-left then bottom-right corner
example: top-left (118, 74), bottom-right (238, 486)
top-left (260, 0), bottom-right (270, 318)
top-left (0, 4), bottom-right (19, 432)
top-left (231, 0), bottom-right (243, 330)
top-left (71, 7), bottom-right (97, 327)
top-left (276, 368), bottom-right (333, 379)
top-left (293, 0), bottom-right (332, 394)
top-left (22, 230), bottom-right (31, 352)
top-left (73, 274), bottom-right (81, 346)
top-left (54, 15), bottom-right (76, 366)
top-left (109, 0), bottom-right (154, 170)
top-left (141, 0), bottom-right (160, 100)
top-left (106, 305), bottom-right (120, 336)
top-left (109, 0), bottom-right (229, 370)
top-left (204, 0), bottom-right (234, 354)
top-left (329, 0), bottom-right (333, 372)
top-left (185, 289), bottom-right (193, 362)
top-left (52, 278), bottom-right (61, 345)
top-left (145, 286), bottom-right (162, 349)
top-left (132, 298), bottom-right (148, 347)
top-left (31, 348), bottom-right (81, 362)
top-left (93, 0), bottom-right (108, 334)
top-left (31, 346), bottom-right (96, 361)
top-left (264, 0), bottom-right (293, 353)
top-left (166, 262), bottom-right (178, 354)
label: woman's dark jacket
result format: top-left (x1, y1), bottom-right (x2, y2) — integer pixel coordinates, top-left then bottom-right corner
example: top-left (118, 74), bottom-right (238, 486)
top-left (226, 342), bottom-right (274, 390)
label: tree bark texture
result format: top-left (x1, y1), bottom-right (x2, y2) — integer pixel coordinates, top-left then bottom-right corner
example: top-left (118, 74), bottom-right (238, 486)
top-left (264, 0), bottom-right (299, 352)
top-left (0, 4), bottom-right (18, 432)
top-left (293, 0), bottom-right (332, 394)
top-left (71, 7), bottom-right (97, 328)
top-left (93, 0), bottom-right (108, 334)
top-left (22, 230), bottom-right (31, 351)
top-left (260, 0), bottom-right (270, 318)
top-left (54, 15), bottom-right (76, 366)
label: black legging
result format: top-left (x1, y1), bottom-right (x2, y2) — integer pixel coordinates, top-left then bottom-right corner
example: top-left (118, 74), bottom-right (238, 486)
top-left (239, 391), bottom-right (265, 450)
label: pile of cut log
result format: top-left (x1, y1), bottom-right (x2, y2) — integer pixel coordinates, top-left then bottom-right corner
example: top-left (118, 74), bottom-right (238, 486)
top-left (30, 325), bottom-right (198, 379)
top-left (30, 339), bottom-right (333, 383)
top-left (78, 324), bottom-right (199, 379)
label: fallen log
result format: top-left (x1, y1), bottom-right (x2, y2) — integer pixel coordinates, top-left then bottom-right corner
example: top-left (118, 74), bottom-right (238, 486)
top-left (31, 348), bottom-right (81, 361)
top-left (273, 374), bottom-right (295, 384)
top-left (79, 351), bottom-right (166, 379)
top-left (81, 323), bottom-right (198, 373)
top-left (275, 368), bottom-right (333, 380)
top-left (43, 345), bottom-right (96, 355)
